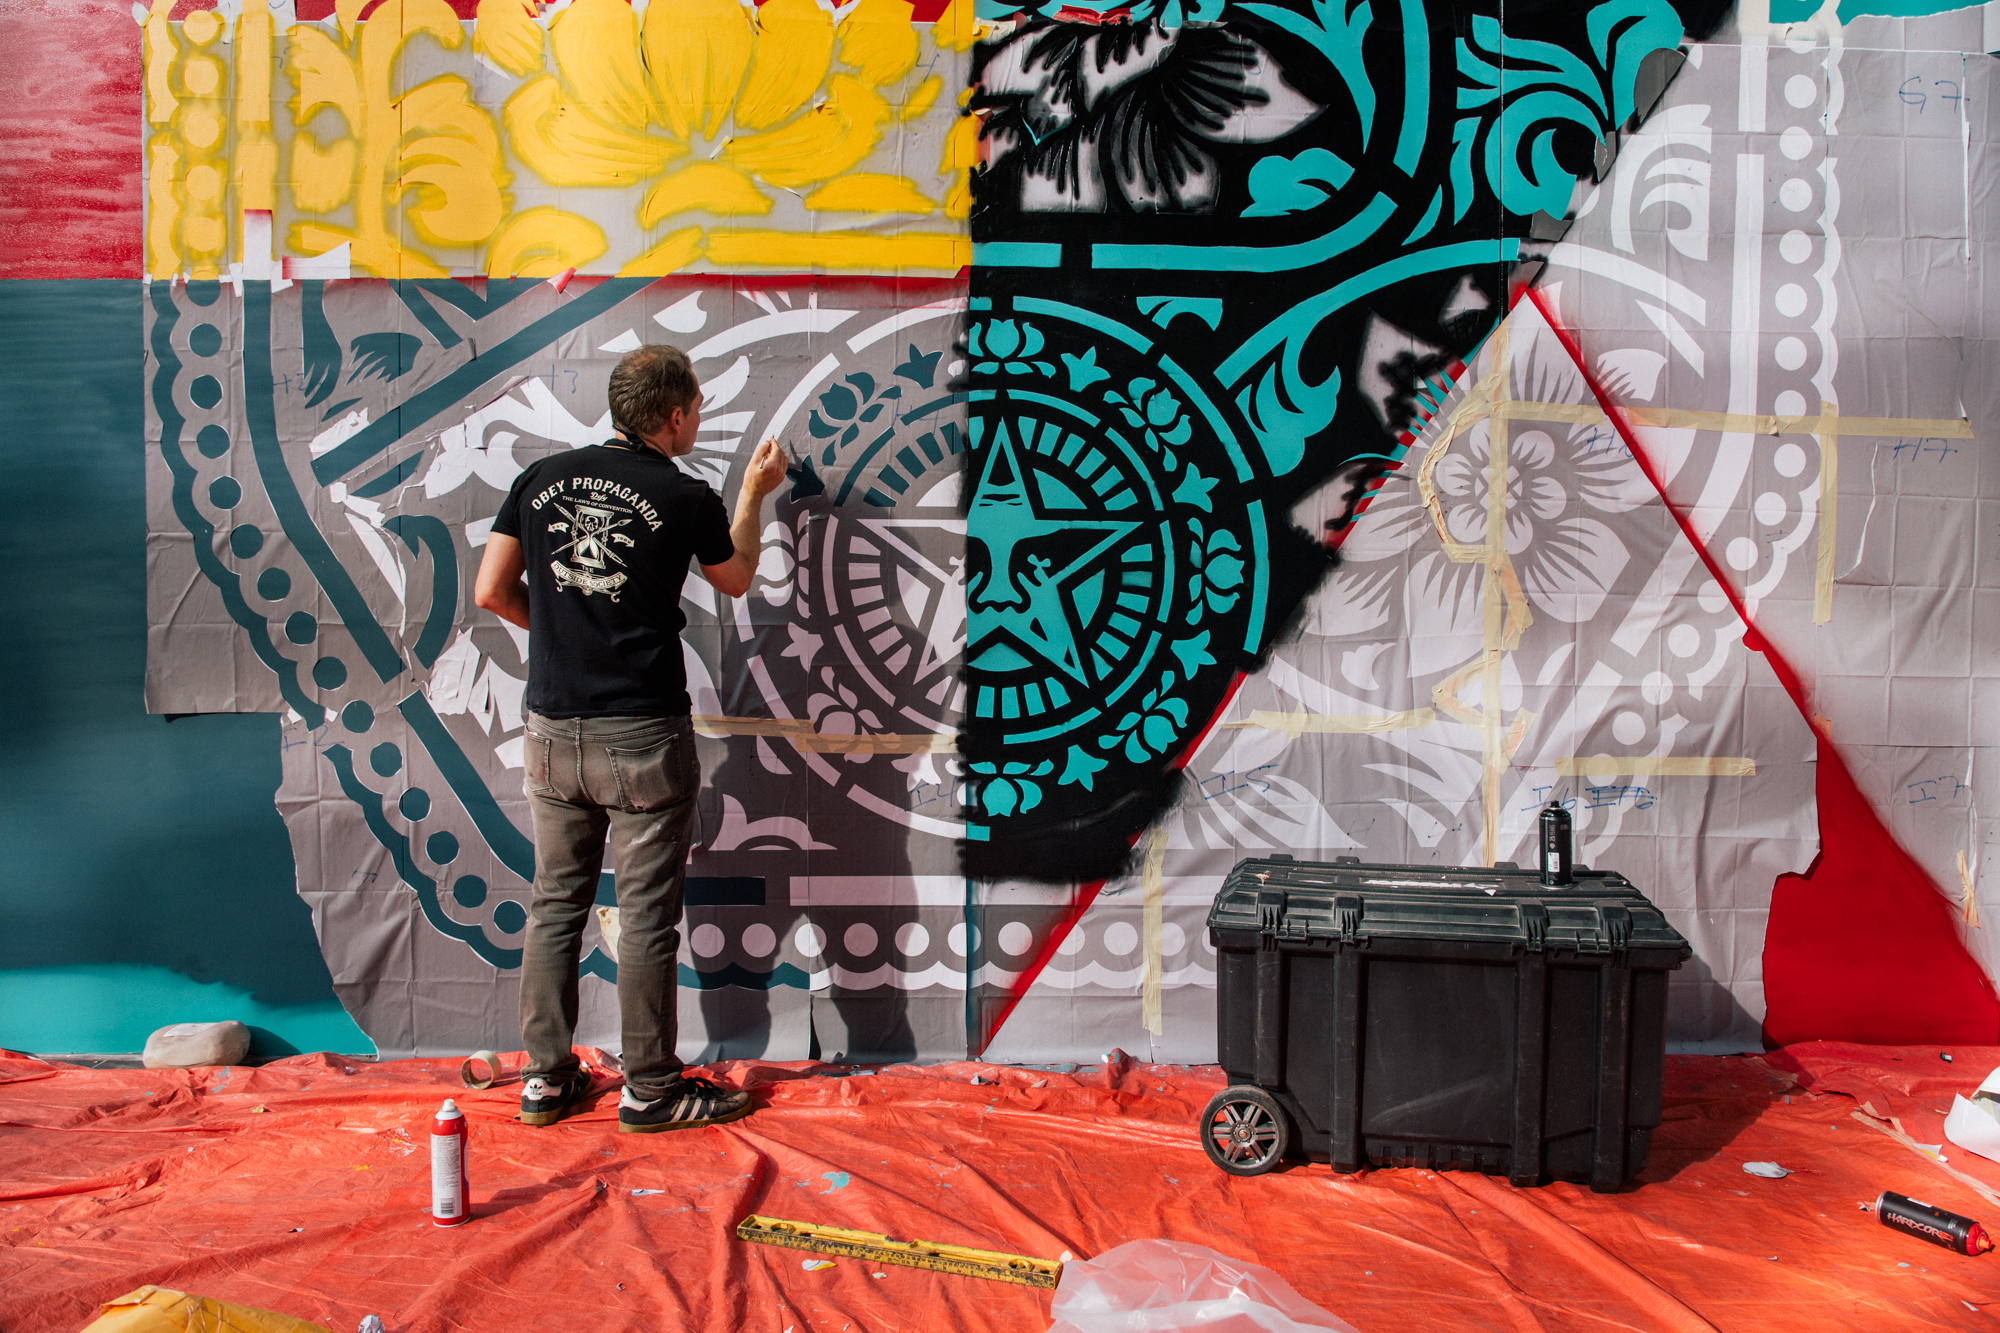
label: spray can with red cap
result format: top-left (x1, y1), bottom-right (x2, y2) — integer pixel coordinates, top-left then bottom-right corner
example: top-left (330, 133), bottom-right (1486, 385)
top-left (431, 1099), bottom-right (470, 1226)
top-left (1869, 1191), bottom-right (1992, 1256)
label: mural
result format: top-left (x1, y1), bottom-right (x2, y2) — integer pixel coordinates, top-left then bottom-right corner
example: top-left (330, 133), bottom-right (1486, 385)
top-left (140, 0), bottom-right (2000, 1060)
top-left (960, 0), bottom-right (1730, 878)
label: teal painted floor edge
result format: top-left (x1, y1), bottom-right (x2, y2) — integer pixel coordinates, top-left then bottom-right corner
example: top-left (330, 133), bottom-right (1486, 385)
top-left (0, 964), bottom-right (373, 1060)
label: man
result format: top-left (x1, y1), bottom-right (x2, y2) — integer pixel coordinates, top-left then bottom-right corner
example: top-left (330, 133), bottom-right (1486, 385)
top-left (473, 343), bottom-right (786, 1132)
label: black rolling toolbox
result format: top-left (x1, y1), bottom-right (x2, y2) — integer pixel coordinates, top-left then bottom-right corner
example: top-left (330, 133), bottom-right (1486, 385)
top-left (1201, 855), bottom-right (1690, 1192)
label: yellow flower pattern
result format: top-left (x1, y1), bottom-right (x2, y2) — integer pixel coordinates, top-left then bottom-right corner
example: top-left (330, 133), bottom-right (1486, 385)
top-left (138, 0), bottom-right (974, 279)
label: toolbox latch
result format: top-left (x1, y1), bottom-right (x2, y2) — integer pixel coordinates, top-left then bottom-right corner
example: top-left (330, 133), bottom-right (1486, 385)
top-left (1335, 894), bottom-right (1363, 944)
top-left (1519, 901), bottom-right (1548, 954)
top-left (1595, 902), bottom-right (1631, 964)
top-left (1257, 889), bottom-right (1287, 947)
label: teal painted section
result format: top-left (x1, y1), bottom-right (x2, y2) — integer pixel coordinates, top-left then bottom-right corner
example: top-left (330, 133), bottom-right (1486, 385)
top-left (1767, 0), bottom-right (1981, 20)
top-left (0, 966), bottom-right (369, 1059)
top-left (0, 279), bottom-right (373, 1060)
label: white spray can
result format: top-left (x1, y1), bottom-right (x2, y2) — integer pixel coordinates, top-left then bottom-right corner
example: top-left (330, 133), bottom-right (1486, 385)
top-left (430, 1098), bottom-right (470, 1226)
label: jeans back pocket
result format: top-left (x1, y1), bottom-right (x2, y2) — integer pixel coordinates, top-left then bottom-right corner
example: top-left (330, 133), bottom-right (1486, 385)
top-left (605, 729), bottom-right (694, 813)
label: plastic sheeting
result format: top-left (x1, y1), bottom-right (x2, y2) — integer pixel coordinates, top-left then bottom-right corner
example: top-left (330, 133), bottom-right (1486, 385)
top-left (10, 1045), bottom-right (2000, 1331)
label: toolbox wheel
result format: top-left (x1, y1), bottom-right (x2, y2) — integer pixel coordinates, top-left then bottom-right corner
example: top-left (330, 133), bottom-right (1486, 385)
top-left (1200, 1086), bottom-right (1290, 1176)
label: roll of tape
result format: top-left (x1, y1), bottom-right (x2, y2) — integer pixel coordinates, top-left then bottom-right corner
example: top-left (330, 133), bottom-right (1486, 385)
top-left (460, 1050), bottom-right (503, 1089)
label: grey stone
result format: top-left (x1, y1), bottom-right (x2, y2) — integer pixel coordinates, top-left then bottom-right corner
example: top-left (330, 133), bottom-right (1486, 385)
top-left (141, 1020), bottom-right (251, 1068)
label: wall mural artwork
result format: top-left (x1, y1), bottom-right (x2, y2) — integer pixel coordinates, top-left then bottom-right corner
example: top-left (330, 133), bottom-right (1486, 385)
top-left (146, 272), bottom-right (989, 1057)
top-left (146, 0), bottom-right (1972, 1061)
top-left (960, 0), bottom-right (1732, 881)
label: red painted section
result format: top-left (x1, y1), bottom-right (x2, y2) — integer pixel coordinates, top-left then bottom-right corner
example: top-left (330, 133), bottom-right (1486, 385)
top-left (1525, 287), bottom-right (1998, 1047)
top-left (0, 0), bottom-right (143, 279)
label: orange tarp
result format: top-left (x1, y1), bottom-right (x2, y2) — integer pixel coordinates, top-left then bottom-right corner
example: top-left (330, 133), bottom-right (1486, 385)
top-left (6, 1045), bottom-right (2000, 1331)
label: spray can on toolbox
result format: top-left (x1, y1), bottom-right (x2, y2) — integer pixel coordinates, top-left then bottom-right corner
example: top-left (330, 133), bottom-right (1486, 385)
top-left (1539, 803), bottom-right (1573, 887)
top-left (1869, 1191), bottom-right (1992, 1255)
top-left (431, 1099), bottom-right (470, 1226)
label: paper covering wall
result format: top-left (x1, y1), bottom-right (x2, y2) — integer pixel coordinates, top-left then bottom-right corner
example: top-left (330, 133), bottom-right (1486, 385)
top-left (136, 0), bottom-right (2000, 1060)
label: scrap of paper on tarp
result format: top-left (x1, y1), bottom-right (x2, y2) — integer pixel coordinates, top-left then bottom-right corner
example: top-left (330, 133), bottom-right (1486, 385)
top-left (1943, 1066), bottom-right (2000, 1164)
top-left (80, 1286), bottom-right (335, 1333)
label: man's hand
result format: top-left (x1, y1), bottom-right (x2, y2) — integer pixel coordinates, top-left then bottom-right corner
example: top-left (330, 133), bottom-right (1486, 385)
top-left (700, 438), bottom-right (792, 598)
top-left (744, 437), bottom-right (788, 501)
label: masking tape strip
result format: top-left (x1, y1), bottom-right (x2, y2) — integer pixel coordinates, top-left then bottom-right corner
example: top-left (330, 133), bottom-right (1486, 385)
top-left (693, 716), bottom-right (955, 753)
top-left (1140, 825), bottom-right (1167, 1038)
top-left (460, 1050), bottom-right (503, 1089)
top-left (1849, 1111), bottom-right (2000, 1211)
top-left (1815, 401), bottom-right (1839, 626)
top-left (1483, 400), bottom-right (1972, 439)
top-left (1223, 708), bottom-right (1436, 735)
top-left (1960, 850), bottom-right (1979, 929)
top-left (1555, 756), bottom-right (1755, 777)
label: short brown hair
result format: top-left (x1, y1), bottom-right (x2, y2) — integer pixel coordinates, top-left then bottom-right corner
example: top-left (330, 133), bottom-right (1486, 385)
top-left (607, 344), bottom-right (699, 439)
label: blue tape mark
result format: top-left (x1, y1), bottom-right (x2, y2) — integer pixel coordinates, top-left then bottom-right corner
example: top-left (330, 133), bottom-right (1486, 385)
top-left (151, 285), bottom-right (324, 727)
top-left (1395, 0), bottom-right (1430, 175)
top-left (973, 242), bottom-right (1063, 267)
top-left (1014, 297), bottom-right (1154, 354)
top-left (1244, 500), bottom-right (1269, 654)
top-left (1093, 193), bottom-right (1397, 272)
top-left (1217, 240), bottom-right (1520, 389)
top-left (397, 690), bottom-right (537, 880)
top-left (243, 283), bottom-right (407, 684)
top-left (383, 516), bottom-right (457, 668)
top-left (313, 277), bottom-right (656, 486)
top-left (323, 743), bottom-right (520, 970)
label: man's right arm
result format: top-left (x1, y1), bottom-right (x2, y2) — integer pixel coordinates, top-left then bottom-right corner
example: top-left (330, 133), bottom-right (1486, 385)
top-left (473, 533), bottom-right (530, 630)
top-left (699, 439), bottom-right (789, 598)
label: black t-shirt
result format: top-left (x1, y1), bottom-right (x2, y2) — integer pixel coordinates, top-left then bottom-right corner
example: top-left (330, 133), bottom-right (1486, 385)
top-left (491, 442), bottom-right (734, 718)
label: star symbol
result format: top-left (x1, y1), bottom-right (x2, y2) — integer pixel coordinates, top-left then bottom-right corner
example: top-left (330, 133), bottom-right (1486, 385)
top-left (965, 419), bottom-right (1136, 685)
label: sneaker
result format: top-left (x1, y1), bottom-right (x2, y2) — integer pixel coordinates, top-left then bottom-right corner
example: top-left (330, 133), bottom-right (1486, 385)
top-left (617, 1075), bottom-right (752, 1134)
top-left (519, 1069), bottom-right (593, 1126)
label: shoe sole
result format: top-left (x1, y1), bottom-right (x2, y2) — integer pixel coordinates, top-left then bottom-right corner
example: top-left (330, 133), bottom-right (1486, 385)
top-left (617, 1101), bottom-right (753, 1134)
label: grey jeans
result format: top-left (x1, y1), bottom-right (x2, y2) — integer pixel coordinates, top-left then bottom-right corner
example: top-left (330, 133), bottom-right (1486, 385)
top-left (519, 710), bottom-right (698, 1100)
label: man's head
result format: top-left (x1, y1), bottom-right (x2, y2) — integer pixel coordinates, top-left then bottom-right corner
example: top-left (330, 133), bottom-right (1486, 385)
top-left (607, 344), bottom-right (701, 457)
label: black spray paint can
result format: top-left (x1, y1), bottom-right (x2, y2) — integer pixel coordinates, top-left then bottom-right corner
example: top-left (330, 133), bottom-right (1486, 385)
top-left (1539, 803), bottom-right (1572, 886)
top-left (1872, 1191), bottom-right (1994, 1256)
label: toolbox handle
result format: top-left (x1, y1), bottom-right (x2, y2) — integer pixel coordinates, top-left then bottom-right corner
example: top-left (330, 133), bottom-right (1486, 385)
top-left (1518, 901), bottom-right (1548, 954)
top-left (1594, 902), bottom-right (1632, 964)
top-left (1257, 888), bottom-right (1287, 943)
top-left (1335, 894), bottom-right (1363, 944)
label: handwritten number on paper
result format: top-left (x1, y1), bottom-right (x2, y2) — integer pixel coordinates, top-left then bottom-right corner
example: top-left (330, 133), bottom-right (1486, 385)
top-left (1892, 437), bottom-right (1959, 462)
top-left (1908, 774), bottom-right (1969, 805)
top-left (1199, 764), bottom-right (1277, 802)
top-left (1899, 78), bottom-right (1969, 115)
